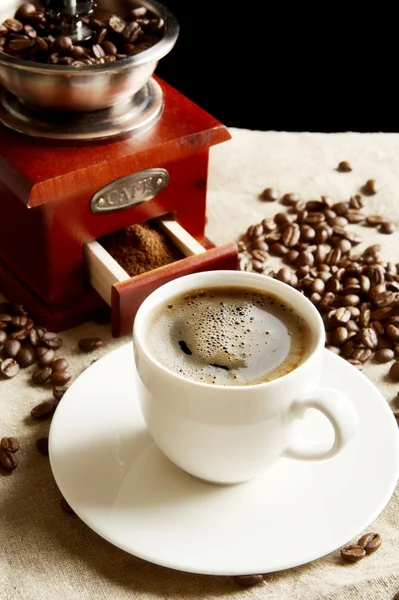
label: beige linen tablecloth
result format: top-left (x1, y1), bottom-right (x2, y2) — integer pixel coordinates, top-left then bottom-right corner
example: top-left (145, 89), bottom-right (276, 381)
top-left (1, 129), bottom-right (399, 600)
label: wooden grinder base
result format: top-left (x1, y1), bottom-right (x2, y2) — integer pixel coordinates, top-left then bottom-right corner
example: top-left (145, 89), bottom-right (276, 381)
top-left (0, 77), bottom-right (238, 336)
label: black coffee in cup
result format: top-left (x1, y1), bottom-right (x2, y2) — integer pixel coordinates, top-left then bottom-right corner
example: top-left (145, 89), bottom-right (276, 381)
top-left (147, 285), bottom-right (313, 385)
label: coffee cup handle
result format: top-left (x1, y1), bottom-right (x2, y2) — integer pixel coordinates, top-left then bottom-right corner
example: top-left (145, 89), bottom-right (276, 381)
top-left (283, 387), bottom-right (358, 460)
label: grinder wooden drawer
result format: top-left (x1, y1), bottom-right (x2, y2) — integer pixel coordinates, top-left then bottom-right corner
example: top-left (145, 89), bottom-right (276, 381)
top-left (83, 216), bottom-right (238, 337)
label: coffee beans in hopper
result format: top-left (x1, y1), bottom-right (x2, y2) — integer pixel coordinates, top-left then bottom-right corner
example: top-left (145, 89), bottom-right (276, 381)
top-left (0, 2), bottom-right (165, 67)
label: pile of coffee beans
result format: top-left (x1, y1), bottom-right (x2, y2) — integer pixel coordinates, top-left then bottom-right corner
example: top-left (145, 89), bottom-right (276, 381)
top-left (341, 532), bottom-right (382, 563)
top-left (0, 302), bottom-right (68, 384)
top-left (237, 184), bottom-right (399, 387)
top-left (0, 2), bottom-right (164, 66)
top-left (1, 300), bottom-right (105, 471)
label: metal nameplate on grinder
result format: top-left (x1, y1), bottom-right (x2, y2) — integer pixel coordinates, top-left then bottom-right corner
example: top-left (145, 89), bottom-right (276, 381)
top-left (91, 168), bottom-right (169, 214)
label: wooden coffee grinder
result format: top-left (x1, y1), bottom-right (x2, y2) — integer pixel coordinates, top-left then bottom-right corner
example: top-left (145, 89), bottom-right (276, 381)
top-left (0, 0), bottom-right (237, 337)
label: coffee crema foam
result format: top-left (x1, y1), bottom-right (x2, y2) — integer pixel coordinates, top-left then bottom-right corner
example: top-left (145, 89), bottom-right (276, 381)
top-left (147, 286), bottom-right (313, 386)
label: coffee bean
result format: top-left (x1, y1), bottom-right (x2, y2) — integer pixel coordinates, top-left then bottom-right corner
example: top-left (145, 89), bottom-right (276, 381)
top-left (2, 339), bottom-right (21, 358)
top-left (262, 218), bottom-right (277, 233)
top-left (0, 451), bottom-right (18, 472)
top-left (50, 370), bottom-right (71, 386)
top-left (30, 401), bottom-right (55, 420)
top-left (352, 348), bottom-right (372, 363)
top-left (15, 347), bottom-right (35, 368)
top-left (270, 242), bottom-right (289, 257)
top-left (380, 221), bottom-right (395, 234)
top-left (8, 37), bottom-right (32, 52)
top-left (349, 195), bottom-right (364, 209)
top-left (251, 249), bottom-right (269, 262)
top-left (389, 361), bottom-right (399, 382)
top-left (1, 358), bottom-right (19, 378)
top-left (9, 328), bottom-right (28, 341)
top-left (282, 224), bottom-right (300, 247)
top-left (372, 290), bottom-right (394, 308)
top-left (281, 192), bottom-right (300, 206)
top-left (247, 223), bottom-right (264, 239)
top-left (36, 437), bottom-right (49, 456)
top-left (331, 327), bottom-right (348, 345)
top-left (102, 40), bottom-right (117, 55)
top-left (275, 267), bottom-right (294, 285)
top-left (37, 348), bottom-right (55, 367)
top-left (337, 161), bottom-right (352, 172)
top-left (0, 330), bottom-right (7, 346)
top-left (275, 212), bottom-right (291, 226)
top-left (341, 544), bottom-right (366, 563)
top-left (31, 366), bottom-right (52, 384)
top-left (92, 43), bottom-right (105, 58)
top-left (51, 35), bottom-right (72, 52)
top-left (362, 179), bottom-right (377, 195)
top-left (345, 209), bottom-right (365, 224)
top-left (300, 225), bottom-right (316, 243)
top-left (51, 358), bottom-right (69, 372)
top-left (233, 575), bottom-right (264, 587)
top-left (78, 337), bottom-right (104, 352)
top-left (358, 532), bottom-right (382, 554)
top-left (53, 386), bottom-right (68, 402)
top-left (42, 332), bottom-right (63, 350)
top-left (4, 18), bottom-right (23, 33)
top-left (311, 278), bottom-right (325, 294)
top-left (251, 258), bottom-right (265, 272)
top-left (366, 215), bottom-right (385, 227)
top-left (35, 346), bottom-right (48, 361)
top-left (1, 436), bottom-right (19, 452)
top-left (35, 326), bottom-right (47, 340)
top-left (360, 327), bottom-right (379, 349)
top-left (330, 307), bottom-right (351, 326)
top-left (14, 3), bottom-right (37, 21)
top-left (28, 328), bottom-right (39, 346)
top-left (259, 187), bottom-right (278, 202)
top-left (387, 325), bottom-right (399, 341)
top-left (1, 5), bottom-right (164, 65)
top-left (374, 348), bottom-right (394, 363)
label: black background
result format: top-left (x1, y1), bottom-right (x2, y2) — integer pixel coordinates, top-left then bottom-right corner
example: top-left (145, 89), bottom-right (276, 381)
top-left (155, 3), bottom-right (396, 133)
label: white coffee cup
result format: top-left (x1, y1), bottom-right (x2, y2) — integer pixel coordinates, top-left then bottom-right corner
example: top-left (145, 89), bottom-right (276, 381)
top-left (133, 270), bottom-right (358, 484)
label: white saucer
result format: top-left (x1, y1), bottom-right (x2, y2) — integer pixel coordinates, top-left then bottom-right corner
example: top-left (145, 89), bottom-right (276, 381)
top-left (49, 344), bottom-right (399, 576)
